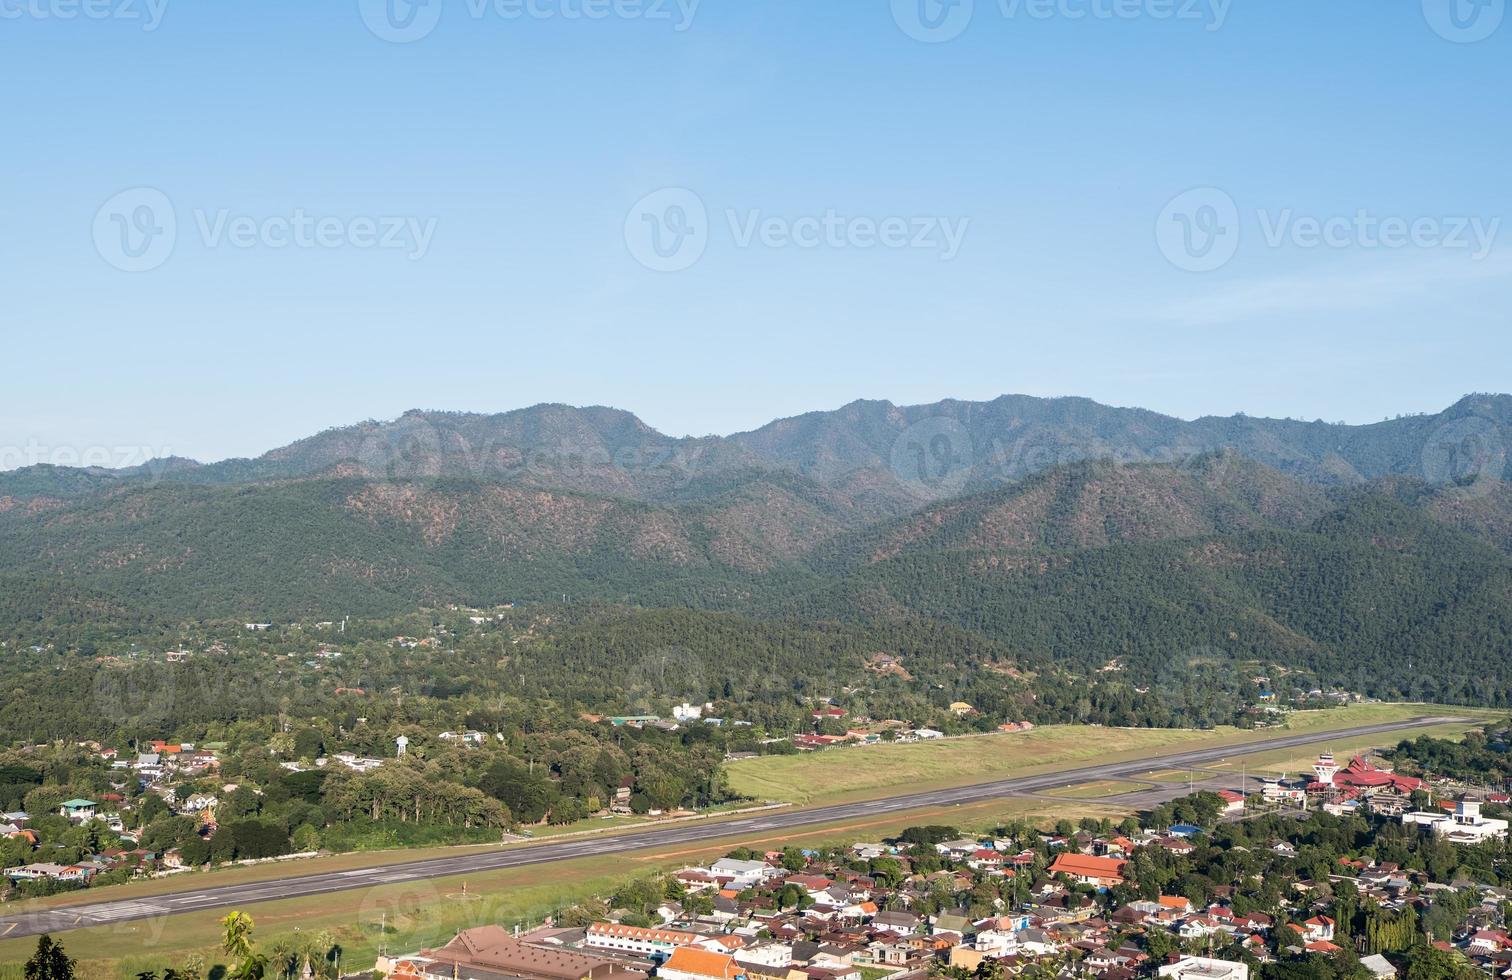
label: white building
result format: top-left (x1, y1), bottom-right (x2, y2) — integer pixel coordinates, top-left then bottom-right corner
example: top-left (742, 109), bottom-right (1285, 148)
top-left (1260, 778), bottom-right (1305, 804)
top-left (330, 752), bottom-right (385, 773)
top-left (709, 857), bottom-right (774, 887)
top-left (585, 922), bottom-right (700, 957)
top-left (1159, 956), bottom-right (1250, 980)
top-left (733, 943), bottom-right (793, 967)
top-left (1402, 800), bottom-right (1509, 843)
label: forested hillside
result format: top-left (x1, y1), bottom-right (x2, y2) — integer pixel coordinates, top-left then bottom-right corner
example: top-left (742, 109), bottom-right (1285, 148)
top-left (2, 447), bottom-right (1511, 707)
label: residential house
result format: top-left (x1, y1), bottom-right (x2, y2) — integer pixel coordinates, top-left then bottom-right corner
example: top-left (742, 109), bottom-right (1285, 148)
top-left (58, 799), bottom-right (97, 822)
top-left (659, 947), bottom-right (747, 980)
top-left (1047, 853), bottom-right (1128, 888)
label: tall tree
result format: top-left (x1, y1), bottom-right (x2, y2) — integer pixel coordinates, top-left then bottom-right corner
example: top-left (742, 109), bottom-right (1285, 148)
top-left (23, 936), bottom-right (75, 980)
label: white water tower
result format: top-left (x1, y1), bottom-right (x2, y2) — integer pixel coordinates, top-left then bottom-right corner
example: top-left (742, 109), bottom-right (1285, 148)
top-left (395, 734), bottom-right (409, 757)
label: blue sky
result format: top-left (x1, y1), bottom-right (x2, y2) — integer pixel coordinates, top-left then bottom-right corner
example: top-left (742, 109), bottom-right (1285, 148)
top-left (2, 0), bottom-right (1509, 466)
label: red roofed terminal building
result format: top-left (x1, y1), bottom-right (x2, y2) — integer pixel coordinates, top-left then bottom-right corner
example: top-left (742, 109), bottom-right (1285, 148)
top-left (1306, 753), bottom-right (1423, 813)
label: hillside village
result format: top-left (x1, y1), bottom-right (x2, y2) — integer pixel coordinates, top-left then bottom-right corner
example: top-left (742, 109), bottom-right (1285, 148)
top-left (381, 781), bottom-right (1512, 980)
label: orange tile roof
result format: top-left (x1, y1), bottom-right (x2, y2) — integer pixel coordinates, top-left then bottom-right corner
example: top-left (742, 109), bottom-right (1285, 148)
top-left (664, 946), bottom-right (743, 979)
top-left (1048, 853), bottom-right (1128, 882)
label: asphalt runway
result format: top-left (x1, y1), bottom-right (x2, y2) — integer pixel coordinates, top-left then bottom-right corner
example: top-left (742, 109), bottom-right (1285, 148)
top-left (0, 715), bottom-right (1464, 941)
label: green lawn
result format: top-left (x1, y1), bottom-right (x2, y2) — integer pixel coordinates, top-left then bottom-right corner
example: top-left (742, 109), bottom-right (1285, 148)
top-left (726, 703), bottom-right (1502, 805)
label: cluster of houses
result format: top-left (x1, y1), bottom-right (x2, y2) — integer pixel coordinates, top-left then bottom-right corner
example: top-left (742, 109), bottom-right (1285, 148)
top-left (378, 774), bottom-right (1512, 980)
top-left (368, 837), bottom-right (1261, 979)
top-left (1, 799), bottom-right (176, 887)
top-left (107, 739), bottom-right (221, 787)
top-left (0, 739), bottom-right (231, 887)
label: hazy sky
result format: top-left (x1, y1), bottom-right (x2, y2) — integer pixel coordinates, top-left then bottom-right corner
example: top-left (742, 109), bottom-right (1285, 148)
top-left (3, 0), bottom-right (1509, 466)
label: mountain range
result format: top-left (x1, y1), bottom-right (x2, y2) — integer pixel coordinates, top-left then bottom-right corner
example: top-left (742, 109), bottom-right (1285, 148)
top-left (5, 392), bottom-right (1510, 512)
top-left (3, 392), bottom-right (1511, 704)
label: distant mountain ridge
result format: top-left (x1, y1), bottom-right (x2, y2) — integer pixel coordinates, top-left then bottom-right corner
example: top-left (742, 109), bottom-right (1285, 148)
top-left (4, 393), bottom-right (1508, 511)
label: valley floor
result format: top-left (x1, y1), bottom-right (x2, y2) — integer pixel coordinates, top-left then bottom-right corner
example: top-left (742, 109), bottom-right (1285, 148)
top-left (0, 702), bottom-right (1498, 977)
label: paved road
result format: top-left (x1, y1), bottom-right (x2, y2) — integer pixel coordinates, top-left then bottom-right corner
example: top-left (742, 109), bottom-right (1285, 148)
top-left (0, 715), bottom-right (1464, 940)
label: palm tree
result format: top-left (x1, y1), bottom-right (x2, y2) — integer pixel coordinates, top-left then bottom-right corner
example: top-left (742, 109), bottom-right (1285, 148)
top-left (267, 931), bottom-right (339, 980)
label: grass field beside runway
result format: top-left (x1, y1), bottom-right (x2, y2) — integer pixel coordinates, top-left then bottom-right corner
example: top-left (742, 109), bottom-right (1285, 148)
top-left (725, 704), bottom-right (1501, 805)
